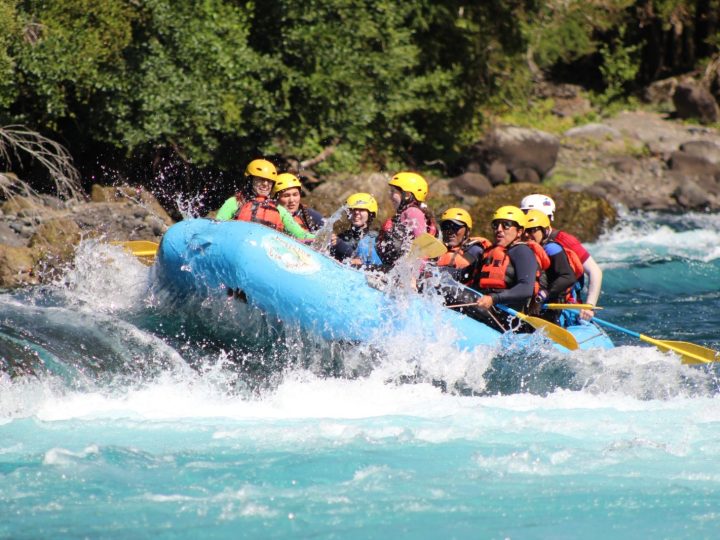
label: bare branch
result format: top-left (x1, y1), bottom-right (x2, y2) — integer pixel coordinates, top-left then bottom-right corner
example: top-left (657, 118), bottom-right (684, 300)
top-left (300, 138), bottom-right (341, 169)
top-left (0, 125), bottom-right (83, 201)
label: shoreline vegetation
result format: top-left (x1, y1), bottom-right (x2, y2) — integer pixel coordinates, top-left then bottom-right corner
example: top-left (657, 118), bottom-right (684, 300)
top-left (1, 1), bottom-right (720, 287)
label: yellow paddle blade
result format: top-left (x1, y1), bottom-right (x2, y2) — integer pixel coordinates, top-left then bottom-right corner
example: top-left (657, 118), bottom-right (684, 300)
top-left (544, 303), bottom-right (603, 311)
top-left (410, 233), bottom-right (447, 259)
top-left (110, 240), bottom-right (159, 259)
top-left (640, 335), bottom-right (720, 364)
top-left (514, 311), bottom-right (579, 351)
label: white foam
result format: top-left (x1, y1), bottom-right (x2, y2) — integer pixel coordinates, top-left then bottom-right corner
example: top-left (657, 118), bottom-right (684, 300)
top-left (43, 444), bottom-right (100, 465)
top-left (55, 239), bottom-right (152, 313)
top-left (590, 210), bottom-right (720, 264)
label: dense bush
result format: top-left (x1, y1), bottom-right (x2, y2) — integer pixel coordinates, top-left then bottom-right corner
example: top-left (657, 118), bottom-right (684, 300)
top-left (0, 0), bottom-right (717, 197)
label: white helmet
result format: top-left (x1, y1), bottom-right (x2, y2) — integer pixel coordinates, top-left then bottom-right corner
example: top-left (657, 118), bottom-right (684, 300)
top-left (520, 194), bottom-right (556, 221)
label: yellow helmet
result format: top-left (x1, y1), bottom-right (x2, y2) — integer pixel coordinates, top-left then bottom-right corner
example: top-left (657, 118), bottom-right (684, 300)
top-left (346, 192), bottom-right (378, 215)
top-left (388, 172), bottom-right (428, 202)
top-left (492, 205), bottom-right (526, 228)
top-left (244, 159), bottom-right (277, 181)
top-left (440, 208), bottom-right (472, 229)
top-left (272, 173), bottom-right (302, 196)
top-left (524, 209), bottom-right (551, 229)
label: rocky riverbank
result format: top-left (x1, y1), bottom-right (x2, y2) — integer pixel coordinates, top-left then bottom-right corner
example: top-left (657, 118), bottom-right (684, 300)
top-left (1, 110), bottom-right (719, 289)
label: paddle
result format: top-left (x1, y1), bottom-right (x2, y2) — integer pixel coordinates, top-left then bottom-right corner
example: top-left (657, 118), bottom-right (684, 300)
top-left (410, 232), bottom-right (448, 259)
top-left (110, 240), bottom-right (159, 259)
top-left (592, 317), bottom-right (719, 364)
top-left (419, 237), bottom-right (578, 350)
top-left (449, 284), bottom-right (579, 351)
top-left (493, 301), bottom-right (579, 351)
top-left (543, 303), bottom-right (603, 311)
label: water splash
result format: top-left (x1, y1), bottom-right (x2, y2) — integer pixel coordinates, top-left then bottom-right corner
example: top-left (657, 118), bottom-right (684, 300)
top-left (310, 204), bottom-right (348, 254)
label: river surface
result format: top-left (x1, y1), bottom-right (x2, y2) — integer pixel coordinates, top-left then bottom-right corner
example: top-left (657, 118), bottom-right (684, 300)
top-left (1, 210), bottom-right (719, 539)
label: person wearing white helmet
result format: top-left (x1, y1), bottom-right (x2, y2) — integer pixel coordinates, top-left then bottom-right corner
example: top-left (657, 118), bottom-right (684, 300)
top-left (519, 193), bottom-right (603, 321)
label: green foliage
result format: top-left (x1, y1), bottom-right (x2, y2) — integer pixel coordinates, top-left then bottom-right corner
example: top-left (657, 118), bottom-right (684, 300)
top-left (0, 0), bottom-right (717, 187)
top-left (257, 0), bottom-right (466, 169)
top-left (595, 26), bottom-right (640, 107)
top-left (527, 0), bottom-right (632, 68)
top-left (11, 0), bottom-right (136, 126)
top-left (497, 98), bottom-right (576, 134)
top-left (116, 0), bottom-right (283, 166)
top-left (0, 2), bottom-right (20, 111)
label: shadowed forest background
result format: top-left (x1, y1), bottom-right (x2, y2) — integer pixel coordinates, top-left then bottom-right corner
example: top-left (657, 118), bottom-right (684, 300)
top-left (1, 0), bottom-right (719, 210)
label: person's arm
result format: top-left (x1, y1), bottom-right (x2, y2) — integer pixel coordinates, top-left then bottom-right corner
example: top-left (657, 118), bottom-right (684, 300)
top-left (581, 256), bottom-right (603, 320)
top-left (332, 235), bottom-right (356, 260)
top-left (215, 197), bottom-right (239, 221)
top-left (278, 205), bottom-right (315, 240)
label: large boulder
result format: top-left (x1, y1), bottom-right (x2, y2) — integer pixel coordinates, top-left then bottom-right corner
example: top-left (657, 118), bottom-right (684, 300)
top-left (468, 183), bottom-right (616, 242)
top-left (673, 81), bottom-right (719, 124)
top-left (0, 245), bottom-right (37, 288)
top-left (472, 126), bottom-right (560, 184)
top-left (72, 201), bottom-right (167, 241)
top-left (28, 218), bottom-right (82, 263)
top-left (668, 150), bottom-right (720, 176)
top-left (678, 140), bottom-right (720, 164)
top-left (448, 172), bottom-right (493, 201)
top-left (673, 179), bottom-right (718, 210)
top-left (90, 184), bottom-right (174, 226)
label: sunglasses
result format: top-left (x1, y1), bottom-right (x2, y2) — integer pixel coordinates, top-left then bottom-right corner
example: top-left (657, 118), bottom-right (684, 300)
top-left (441, 221), bottom-right (464, 232)
top-left (526, 226), bottom-right (544, 234)
top-left (491, 220), bottom-right (519, 230)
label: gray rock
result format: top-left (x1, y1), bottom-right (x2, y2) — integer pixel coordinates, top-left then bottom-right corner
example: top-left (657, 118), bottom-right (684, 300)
top-left (552, 96), bottom-right (592, 118)
top-left (564, 123), bottom-right (622, 140)
top-left (0, 222), bottom-right (26, 247)
top-left (510, 167), bottom-right (541, 183)
top-left (534, 82), bottom-right (592, 117)
top-left (643, 77), bottom-right (678, 106)
top-left (486, 160), bottom-right (508, 185)
top-left (610, 156), bottom-right (641, 175)
top-left (449, 172), bottom-right (492, 198)
top-left (678, 140), bottom-right (720, 165)
top-left (584, 184), bottom-right (608, 198)
top-left (481, 126), bottom-right (559, 180)
top-left (673, 180), bottom-right (716, 209)
top-left (668, 151), bottom-right (720, 176)
top-left (673, 82), bottom-right (719, 124)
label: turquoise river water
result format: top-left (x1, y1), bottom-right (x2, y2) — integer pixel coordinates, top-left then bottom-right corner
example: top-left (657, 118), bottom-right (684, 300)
top-left (1, 210), bottom-right (719, 539)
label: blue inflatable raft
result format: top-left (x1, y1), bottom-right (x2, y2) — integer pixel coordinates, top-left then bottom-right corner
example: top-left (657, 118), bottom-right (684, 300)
top-left (154, 219), bottom-right (613, 353)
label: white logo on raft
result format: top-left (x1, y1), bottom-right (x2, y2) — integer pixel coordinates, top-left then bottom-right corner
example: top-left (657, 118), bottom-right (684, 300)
top-left (262, 235), bottom-right (322, 275)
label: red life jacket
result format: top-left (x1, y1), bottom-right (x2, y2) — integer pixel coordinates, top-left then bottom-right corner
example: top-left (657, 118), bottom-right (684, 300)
top-left (235, 196), bottom-right (283, 231)
top-left (547, 230), bottom-right (584, 279)
top-left (565, 246), bottom-right (585, 279)
top-left (477, 241), bottom-right (548, 293)
top-left (526, 240), bottom-right (551, 272)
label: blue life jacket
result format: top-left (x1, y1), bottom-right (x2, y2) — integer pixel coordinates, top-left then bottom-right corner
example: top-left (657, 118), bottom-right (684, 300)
top-left (355, 232), bottom-right (382, 266)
